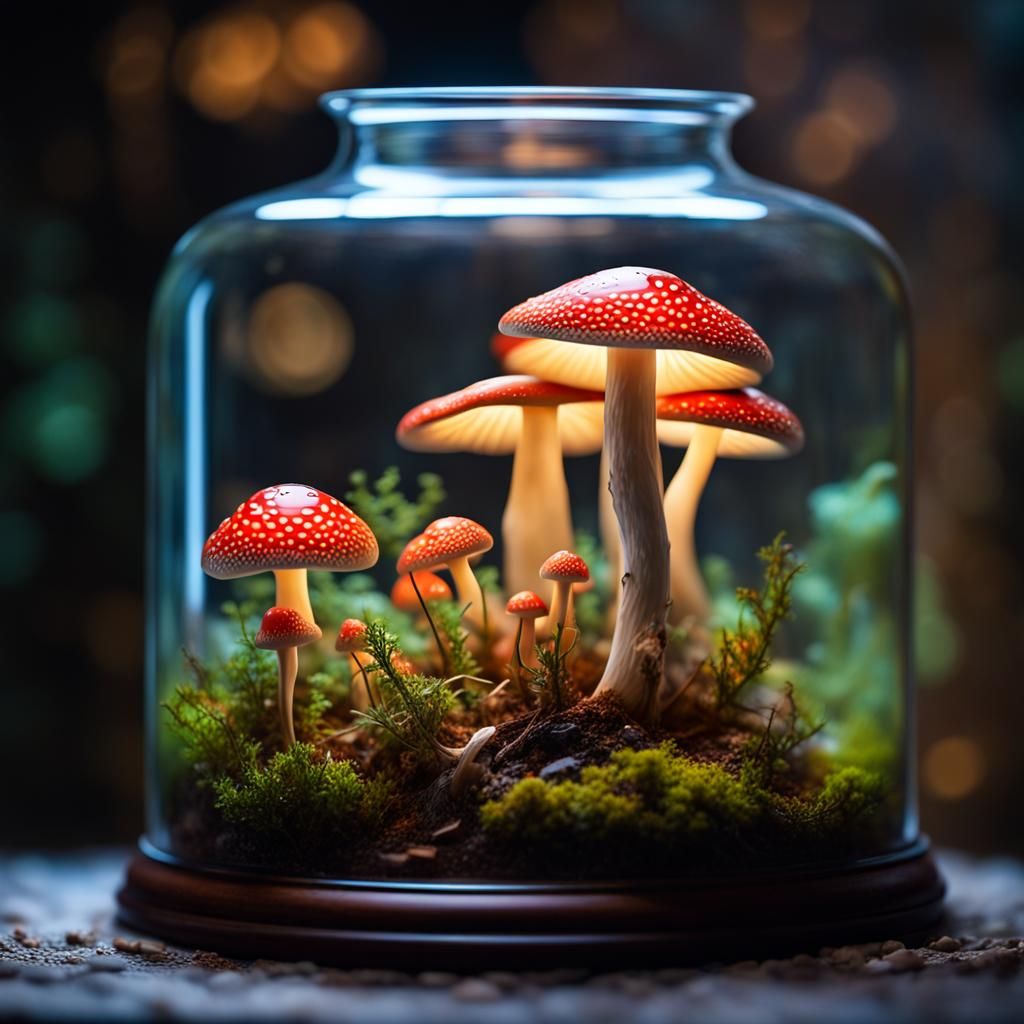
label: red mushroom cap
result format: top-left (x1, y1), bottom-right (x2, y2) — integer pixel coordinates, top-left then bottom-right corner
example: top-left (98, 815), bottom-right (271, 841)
top-left (335, 617), bottom-right (367, 653)
top-left (505, 590), bottom-right (548, 619)
top-left (390, 571), bottom-right (453, 612)
top-left (656, 388), bottom-right (804, 458)
top-left (396, 375), bottom-right (605, 457)
top-left (202, 483), bottom-right (379, 580)
top-left (255, 606), bottom-right (322, 651)
top-left (496, 268), bottom-right (772, 392)
top-left (396, 516), bottom-right (494, 575)
top-left (539, 550), bottom-right (590, 584)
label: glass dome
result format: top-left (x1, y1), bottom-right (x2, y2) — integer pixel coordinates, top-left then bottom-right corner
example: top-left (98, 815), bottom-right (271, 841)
top-left (143, 88), bottom-right (919, 897)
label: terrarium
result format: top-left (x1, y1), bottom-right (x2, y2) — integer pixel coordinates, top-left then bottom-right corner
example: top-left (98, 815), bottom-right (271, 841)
top-left (119, 88), bottom-right (943, 965)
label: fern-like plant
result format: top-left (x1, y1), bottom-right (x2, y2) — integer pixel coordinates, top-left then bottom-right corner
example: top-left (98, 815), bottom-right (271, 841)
top-left (345, 466), bottom-right (445, 559)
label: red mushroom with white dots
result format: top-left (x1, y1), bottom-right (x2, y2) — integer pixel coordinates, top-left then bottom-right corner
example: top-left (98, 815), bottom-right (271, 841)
top-left (657, 388), bottom-right (804, 628)
top-left (335, 617), bottom-right (374, 711)
top-left (254, 606), bottom-right (323, 747)
top-left (397, 516), bottom-right (494, 636)
top-left (397, 375), bottom-right (604, 598)
top-left (500, 268), bottom-right (772, 725)
top-left (202, 483), bottom-right (379, 746)
top-left (505, 589), bottom-right (548, 675)
top-left (538, 550), bottom-right (590, 638)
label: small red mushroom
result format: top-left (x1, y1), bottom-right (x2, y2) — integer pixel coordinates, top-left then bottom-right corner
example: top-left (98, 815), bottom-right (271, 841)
top-left (397, 375), bottom-right (604, 597)
top-left (335, 617), bottom-right (374, 711)
top-left (500, 268), bottom-right (772, 726)
top-left (657, 388), bottom-right (803, 627)
top-left (538, 550), bottom-right (590, 638)
top-left (254, 606), bottom-right (323, 746)
top-left (505, 590), bottom-right (548, 674)
top-left (397, 516), bottom-right (494, 636)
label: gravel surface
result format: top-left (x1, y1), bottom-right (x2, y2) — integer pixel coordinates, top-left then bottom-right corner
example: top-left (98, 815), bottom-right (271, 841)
top-left (1, 849), bottom-right (1022, 1022)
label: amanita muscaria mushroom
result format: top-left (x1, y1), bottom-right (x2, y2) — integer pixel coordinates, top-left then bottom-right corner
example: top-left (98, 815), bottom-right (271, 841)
top-left (202, 483), bottom-right (379, 746)
top-left (335, 617), bottom-right (373, 711)
top-left (397, 516), bottom-right (494, 634)
top-left (506, 590), bottom-right (548, 671)
top-left (538, 549), bottom-right (590, 638)
top-left (500, 268), bottom-right (772, 725)
top-left (657, 388), bottom-right (804, 627)
top-left (397, 375), bottom-right (603, 598)
top-left (254, 606), bottom-right (322, 746)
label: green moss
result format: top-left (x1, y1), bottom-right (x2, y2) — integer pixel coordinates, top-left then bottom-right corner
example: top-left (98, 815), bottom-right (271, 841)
top-left (481, 744), bottom-right (884, 868)
top-left (213, 743), bottom-right (390, 863)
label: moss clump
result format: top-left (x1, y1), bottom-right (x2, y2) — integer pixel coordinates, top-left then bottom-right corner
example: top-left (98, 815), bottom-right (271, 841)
top-left (481, 744), bottom-right (884, 870)
top-left (213, 743), bottom-right (390, 864)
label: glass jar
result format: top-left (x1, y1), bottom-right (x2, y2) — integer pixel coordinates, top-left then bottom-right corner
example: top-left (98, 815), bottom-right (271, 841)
top-left (127, 88), bottom-right (941, 962)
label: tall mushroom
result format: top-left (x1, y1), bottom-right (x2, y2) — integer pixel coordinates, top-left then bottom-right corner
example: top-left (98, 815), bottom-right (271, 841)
top-left (657, 388), bottom-right (804, 627)
top-left (397, 375), bottom-right (603, 597)
top-left (397, 517), bottom-right (494, 635)
top-left (202, 483), bottom-right (379, 746)
top-left (500, 268), bottom-right (772, 725)
top-left (254, 606), bottom-right (322, 746)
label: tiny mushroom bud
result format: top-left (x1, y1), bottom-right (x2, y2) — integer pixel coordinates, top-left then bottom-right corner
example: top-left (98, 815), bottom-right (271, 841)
top-left (506, 590), bottom-right (548, 670)
top-left (500, 268), bottom-right (772, 725)
top-left (254, 607), bottom-right (322, 747)
top-left (538, 550), bottom-right (590, 638)
top-left (657, 388), bottom-right (803, 628)
top-left (397, 375), bottom-right (604, 597)
top-left (397, 516), bottom-right (494, 635)
top-left (335, 617), bottom-right (373, 711)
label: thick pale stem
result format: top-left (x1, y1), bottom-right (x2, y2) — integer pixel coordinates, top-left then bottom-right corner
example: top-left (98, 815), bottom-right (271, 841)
top-left (273, 569), bottom-right (314, 623)
top-left (599, 447), bottom-right (623, 619)
top-left (517, 618), bottom-right (538, 669)
top-left (664, 425), bottom-right (723, 627)
top-left (503, 407), bottom-right (575, 597)
top-left (277, 646), bottom-right (298, 747)
top-left (448, 556), bottom-right (484, 631)
top-left (593, 348), bottom-right (669, 727)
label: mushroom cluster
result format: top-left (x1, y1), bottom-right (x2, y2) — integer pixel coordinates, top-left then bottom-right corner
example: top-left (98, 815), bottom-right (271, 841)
top-left (200, 267), bottom-right (801, 752)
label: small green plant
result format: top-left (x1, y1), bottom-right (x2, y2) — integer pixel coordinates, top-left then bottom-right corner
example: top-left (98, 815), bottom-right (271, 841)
top-left (522, 623), bottom-right (576, 709)
top-left (741, 683), bottom-right (824, 787)
top-left (708, 533), bottom-right (804, 712)
top-left (431, 599), bottom-right (480, 679)
top-left (354, 620), bottom-right (455, 760)
top-left (345, 466), bottom-right (445, 559)
top-left (163, 683), bottom-right (259, 780)
top-left (213, 743), bottom-right (391, 863)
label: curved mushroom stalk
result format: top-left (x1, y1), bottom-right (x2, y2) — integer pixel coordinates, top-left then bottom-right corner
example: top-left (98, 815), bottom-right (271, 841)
top-left (276, 647), bottom-right (299, 747)
top-left (664, 425), bottom-right (724, 631)
top-left (503, 407), bottom-right (575, 597)
top-left (446, 725), bottom-right (497, 800)
top-left (593, 349), bottom-right (669, 727)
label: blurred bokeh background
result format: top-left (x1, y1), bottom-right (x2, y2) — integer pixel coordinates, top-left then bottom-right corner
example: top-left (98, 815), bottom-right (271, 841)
top-left (0, 0), bottom-right (1020, 854)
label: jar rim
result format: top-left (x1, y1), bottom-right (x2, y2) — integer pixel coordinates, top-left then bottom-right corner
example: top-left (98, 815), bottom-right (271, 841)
top-left (321, 86), bottom-right (754, 125)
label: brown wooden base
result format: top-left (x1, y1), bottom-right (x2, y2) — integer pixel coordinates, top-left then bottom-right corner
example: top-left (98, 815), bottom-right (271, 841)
top-left (117, 839), bottom-right (945, 969)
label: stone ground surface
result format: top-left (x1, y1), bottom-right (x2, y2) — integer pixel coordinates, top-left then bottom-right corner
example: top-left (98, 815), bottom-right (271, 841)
top-left (1, 850), bottom-right (1023, 1022)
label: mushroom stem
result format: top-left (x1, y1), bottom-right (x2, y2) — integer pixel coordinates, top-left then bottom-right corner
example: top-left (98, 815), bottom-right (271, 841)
top-left (409, 572), bottom-right (450, 675)
top-left (350, 652), bottom-right (375, 711)
top-left (593, 348), bottom-right (669, 727)
top-left (503, 406), bottom-right (575, 597)
top-left (599, 447), bottom-right (623, 621)
top-left (273, 569), bottom-right (314, 624)
top-left (447, 555), bottom-right (486, 635)
top-left (517, 617), bottom-right (539, 670)
top-left (540, 580), bottom-right (572, 638)
top-left (277, 646), bottom-right (298, 748)
top-left (664, 425), bottom-right (724, 628)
